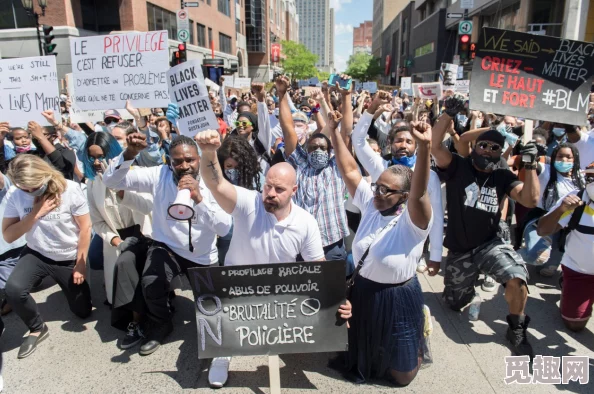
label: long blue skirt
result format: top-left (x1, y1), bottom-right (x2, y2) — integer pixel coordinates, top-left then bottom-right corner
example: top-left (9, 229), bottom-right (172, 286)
top-left (347, 274), bottom-right (425, 382)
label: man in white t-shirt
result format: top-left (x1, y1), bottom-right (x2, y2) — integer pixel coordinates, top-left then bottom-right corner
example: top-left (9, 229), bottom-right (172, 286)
top-left (195, 129), bottom-right (325, 388)
top-left (103, 133), bottom-right (232, 356)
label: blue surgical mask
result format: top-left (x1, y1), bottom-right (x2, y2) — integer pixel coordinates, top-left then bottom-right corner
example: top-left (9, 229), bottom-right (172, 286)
top-left (505, 132), bottom-right (519, 146)
top-left (552, 127), bottom-right (566, 137)
top-left (392, 154), bottom-right (417, 168)
top-left (307, 149), bottom-right (329, 170)
top-left (224, 168), bottom-right (240, 185)
top-left (554, 161), bottom-right (573, 174)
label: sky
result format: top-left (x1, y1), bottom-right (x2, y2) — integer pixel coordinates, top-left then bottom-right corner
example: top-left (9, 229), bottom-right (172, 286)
top-left (330, 0), bottom-right (373, 72)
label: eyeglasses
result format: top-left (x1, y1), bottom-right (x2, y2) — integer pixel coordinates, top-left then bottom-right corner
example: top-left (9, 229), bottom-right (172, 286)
top-left (476, 141), bottom-right (502, 152)
top-left (370, 183), bottom-right (405, 197)
top-left (88, 155), bottom-right (105, 164)
top-left (234, 121), bottom-right (253, 128)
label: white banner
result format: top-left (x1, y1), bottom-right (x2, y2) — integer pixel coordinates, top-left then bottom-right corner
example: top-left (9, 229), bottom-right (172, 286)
top-left (205, 78), bottom-right (221, 93)
top-left (454, 80), bottom-right (470, 94)
top-left (66, 73), bottom-right (133, 123)
top-left (167, 59), bottom-right (218, 137)
top-left (69, 31), bottom-right (170, 110)
top-left (440, 63), bottom-right (458, 89)
top-left (400, 77), bottom-right (412, 91)
top-left (362, 81), bottom-right (378, 93)
top-left (222, 76), bottom-right (234, 88)
top-left (412, 82), bottom-right (443, 100)
top-left (233, 77), bottom-right (251, 89)
top-left (0, 56), bottom-right (60, 127)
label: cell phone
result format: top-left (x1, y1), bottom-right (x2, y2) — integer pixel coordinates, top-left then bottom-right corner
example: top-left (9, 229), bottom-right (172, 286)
top-left (329, 74), bottom-right (352, 90)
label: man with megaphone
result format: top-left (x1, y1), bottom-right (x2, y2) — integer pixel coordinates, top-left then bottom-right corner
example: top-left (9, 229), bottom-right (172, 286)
top-left (103, 131), bottom-right (232, 356)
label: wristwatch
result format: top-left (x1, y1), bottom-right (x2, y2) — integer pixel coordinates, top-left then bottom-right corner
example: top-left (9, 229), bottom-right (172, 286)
top-left (523, 163), bottom-right (537, 170)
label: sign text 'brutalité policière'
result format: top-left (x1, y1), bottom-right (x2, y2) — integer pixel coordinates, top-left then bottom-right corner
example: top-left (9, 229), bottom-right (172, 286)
top-left (189, 261), bottom-right (348, 359)
top-left (469, 28), bottom-right (594, 125)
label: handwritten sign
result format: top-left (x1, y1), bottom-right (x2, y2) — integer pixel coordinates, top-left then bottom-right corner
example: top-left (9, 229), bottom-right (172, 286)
top-left (69, 31), bottom-right (170, 110)
top-left (189, 261), bottom-right (348, 358)
top-left (233, 77), bottom-right (251, 89)
top-left (454, 80), bottom-right (470, 94)
top-left (363, 81), bottom-right (378, 94)
top-left (167, 59), bottom-right (218, 138)
top-left (0, 56), bottom-right (60, 126)
top-left (222, 76), bottom-right (234, 88)
top-left (469, 28), bottom-right (594, 125)
top-left (440, 63), bottom-right (458, 89)
top-left (412, 82), bottom-right (443, 100)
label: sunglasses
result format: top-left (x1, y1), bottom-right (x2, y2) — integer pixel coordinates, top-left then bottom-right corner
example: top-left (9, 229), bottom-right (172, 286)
top-left (477, 141), bottom-right (502, 152)
top-left (234, 121), bottom-right (253, 128)
top-left (88, 155), bottom-right (105, 164)
top-left (370, 183), bottom-right (405, 197)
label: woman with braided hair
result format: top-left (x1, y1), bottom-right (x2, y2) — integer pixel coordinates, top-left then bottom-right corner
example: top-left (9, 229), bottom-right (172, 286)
top-left (216, 135), bottom-right (264, 264)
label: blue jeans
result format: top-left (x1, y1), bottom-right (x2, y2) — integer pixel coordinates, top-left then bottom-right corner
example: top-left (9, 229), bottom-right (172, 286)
top-left (88, 233), bottom-right (104, 271)
top-left (217, 223), bottom-right (234, 266)
top-left (519, 218), bottom-right (562, 270)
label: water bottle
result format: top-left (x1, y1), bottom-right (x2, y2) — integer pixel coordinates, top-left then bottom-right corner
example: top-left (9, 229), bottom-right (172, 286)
top-left (468, 293), bottom-right (481, 321)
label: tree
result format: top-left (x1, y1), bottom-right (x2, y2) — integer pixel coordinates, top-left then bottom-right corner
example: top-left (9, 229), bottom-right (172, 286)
top-left (345, 52), bottom-right (383, 81)
top-left (280, 40), bottom-right (319, 80)
top-left (317, 71), bottom-right (330, 81)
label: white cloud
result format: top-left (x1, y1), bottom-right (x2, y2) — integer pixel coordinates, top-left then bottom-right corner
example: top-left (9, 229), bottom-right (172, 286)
top-left (330, 0), bottom-right (352, 12)
top-left (335, 23), bottom-right (353, 36)
top-left (334, 47), bottom-right (353, 72)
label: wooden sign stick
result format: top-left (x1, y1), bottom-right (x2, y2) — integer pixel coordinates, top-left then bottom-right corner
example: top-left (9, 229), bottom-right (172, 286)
top-left (268, 355), bottom-right (281, 394)
top-left (522, 119), bottom-right (534, 163)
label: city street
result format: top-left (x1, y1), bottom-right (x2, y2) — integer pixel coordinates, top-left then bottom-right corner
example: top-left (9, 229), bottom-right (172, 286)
top-left (1, 262), bottom-right (592, 393)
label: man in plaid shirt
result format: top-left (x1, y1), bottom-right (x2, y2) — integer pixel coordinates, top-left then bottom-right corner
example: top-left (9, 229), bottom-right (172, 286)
top-left (275, 76), bottom-right (350, 261)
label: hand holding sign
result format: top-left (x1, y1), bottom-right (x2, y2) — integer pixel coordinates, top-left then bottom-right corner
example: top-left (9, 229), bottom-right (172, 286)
top-left (28, 121), bottom-right (45, 141)
top-left (195, 129), bottom-right (221, 152)
top-left (41, 110), bottom-right (59, 127)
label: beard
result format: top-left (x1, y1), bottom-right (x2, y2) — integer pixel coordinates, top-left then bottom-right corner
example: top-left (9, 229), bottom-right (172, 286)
top-left (263, 196), bottom-right (281, 212)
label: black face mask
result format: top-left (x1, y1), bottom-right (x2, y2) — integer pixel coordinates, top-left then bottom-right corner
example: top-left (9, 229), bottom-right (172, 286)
top-left (471, 149), bottom-right (500, 171)
top-left (379, 197), bottom-right (405, 216)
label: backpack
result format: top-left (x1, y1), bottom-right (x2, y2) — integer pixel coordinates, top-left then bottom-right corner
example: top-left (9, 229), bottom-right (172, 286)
top-left (558, 189), bottom-right (587, 253)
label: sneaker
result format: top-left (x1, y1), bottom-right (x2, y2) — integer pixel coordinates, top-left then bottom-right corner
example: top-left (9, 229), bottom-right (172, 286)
top-left (120, 322), bottom-right (144, 350)
top-left (539, 265), bottom-right (557, 277)
top-left (208, 357), bottom-right (231, 388)
top-left (506, 315), bottom-right (534, 361)
top-left (417, 257), bottom-right (428, 273)
top-left (481, 275), bottom-right (497, 292)
top-left (17, 324), bottom-right (49, 359)
top-left (139, 321), bottom-right (173, 356)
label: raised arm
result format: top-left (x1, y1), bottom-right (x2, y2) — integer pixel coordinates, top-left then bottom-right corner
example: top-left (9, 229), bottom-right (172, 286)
top-left (431, 94), bottom-right (466, 169)
top-left (328, 111), bottom-right (362, 198)
top-left (338, 74), bottom-right (354, 144)
top-left (253, 83), bottom-right (273, 150)
top-left (196, 130), bottom-right (238, 214)
top-left (508, 141), bottom-right (540, 208)
top-left (276, 76), bottom-right (298, 157)
top-left (408, 122), bottom-right (432, 230)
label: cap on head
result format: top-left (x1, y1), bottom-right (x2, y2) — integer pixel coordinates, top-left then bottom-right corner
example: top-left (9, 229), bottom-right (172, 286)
top-left (476, 129), bottom-right (506, 147)
top-left (104, 109), bottom-right (122, 121)
top-left (292, 111), bottom-right (309, 124)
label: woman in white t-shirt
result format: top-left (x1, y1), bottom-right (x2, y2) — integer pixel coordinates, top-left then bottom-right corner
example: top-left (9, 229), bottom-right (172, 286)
top-left (2, 155), bottom-right (92, 359)
top-left (329, 111), bottom-right (433, 386)
top-left (521, 143), bottom-right (584, 276)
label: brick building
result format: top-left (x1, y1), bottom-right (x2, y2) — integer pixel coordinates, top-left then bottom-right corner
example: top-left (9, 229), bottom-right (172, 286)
top-left (353, 20), bottom-right (373, 54)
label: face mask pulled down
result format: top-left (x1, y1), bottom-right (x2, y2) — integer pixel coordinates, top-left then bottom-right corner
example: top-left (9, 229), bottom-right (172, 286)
top-left (23, 183), bottom-right (48, 197)
top-left (471, 149), bottom-right (499, 171)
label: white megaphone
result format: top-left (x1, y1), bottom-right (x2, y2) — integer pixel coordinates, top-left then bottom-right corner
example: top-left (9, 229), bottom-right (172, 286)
top-left (168, 189), bottom-right (195, 221)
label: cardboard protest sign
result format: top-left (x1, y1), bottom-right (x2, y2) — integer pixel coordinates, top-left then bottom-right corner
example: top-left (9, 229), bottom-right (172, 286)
top-left (167, 59), bottom-right (218, 137)
top-left (205, 78), bottom-right (221, 93)
top-left (454, 80), bottom-right (470, 94)
top-left (0, 56), bottom-right (60, 126)
top-left (412, 82), bottom-right (443, 99)
top-left (189, 261), bottom-right (348, 358)
top-left (225, 87), bottom-right (241, 98)
top-left (66, 73), bottom-right (133, 123)
top-left (233, 77), bottom-right (251, 89)
top-left (302, 87), bottom-right (318, 97)
top-left (469, 27), bottom-right (594, 125)
top-left (440, 63), bottom-right (458, 90)
top-left (69, 31), bottom-right (170, 111)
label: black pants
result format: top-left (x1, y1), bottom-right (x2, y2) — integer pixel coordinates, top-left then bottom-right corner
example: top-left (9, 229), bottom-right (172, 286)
top-left (141, 241), bottom-right (198, 324)
top-left (5, 247), bottom-right (92, 332)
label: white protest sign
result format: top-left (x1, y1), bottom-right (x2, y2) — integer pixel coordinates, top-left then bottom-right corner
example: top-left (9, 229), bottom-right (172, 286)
top-left (205, 78), bottom-right (221, 94)
top-left (0, 56), bottom-right (60, 127)
top-left (70, 31), bottom-right (170, 111)
top-left (362, 81), bottom-right (378, 93)
top-left (309, 77), bottom-right (320, 86)
top-left (455, 80), bottom-right (470, 94)
top-left (222, 76), bottom-right (234, 88)
top-left (412, 82), bottom-right (443, 99)
top-left (66, 73), bottom-right (133, 123)
top-left (400, 77), bottom-right (412, 91)
top-left (167, 59), bottom-right (219, 137)
top-left (233, 77), bottom-right (251, 89)
top-left (440, 63), bottom-right (458, 89)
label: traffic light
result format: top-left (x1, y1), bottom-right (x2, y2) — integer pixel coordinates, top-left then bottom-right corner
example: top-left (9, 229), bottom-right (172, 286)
top-left (459, 34), bottom-right (470, 61)
top-left (470, 42), bottom-right (476, 60)
top-left (42, 25), bottom-right (57, 56)
top-left (178, 43), bottom-right (187, 63)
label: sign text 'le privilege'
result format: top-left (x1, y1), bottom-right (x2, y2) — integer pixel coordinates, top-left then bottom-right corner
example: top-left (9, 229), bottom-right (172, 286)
top-left (167, 59), bottom-right (219, 137)
top-left (469, 28), bottom-right (594, 125)
top-left (189, 261), bottom-right (348, 359)
top-left (70, 31), bottom-right (171, 110)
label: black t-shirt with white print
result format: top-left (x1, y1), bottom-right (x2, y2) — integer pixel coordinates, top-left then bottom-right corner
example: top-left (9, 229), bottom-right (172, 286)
top-left (438, 154), bottom-right (521, 253)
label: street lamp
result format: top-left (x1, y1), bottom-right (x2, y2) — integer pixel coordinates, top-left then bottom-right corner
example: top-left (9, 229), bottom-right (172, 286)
top-left (21, 0), bottom-right (49, 56)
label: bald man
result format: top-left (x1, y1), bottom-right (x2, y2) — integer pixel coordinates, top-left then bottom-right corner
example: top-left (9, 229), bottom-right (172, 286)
top-left (196, 129), bottom-right (325, 387)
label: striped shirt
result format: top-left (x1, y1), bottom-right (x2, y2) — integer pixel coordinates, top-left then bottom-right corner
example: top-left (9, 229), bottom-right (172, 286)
top-left (286, 145), bottom-right (349, 247)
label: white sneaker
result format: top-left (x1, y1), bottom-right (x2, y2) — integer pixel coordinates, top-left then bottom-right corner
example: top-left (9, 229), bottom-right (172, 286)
top-left (417, 257), bottom-right (428, 273)
top-left (208, 357), bottom-right (231, 388)
top-left (481, 275), bottom-right (497, 292)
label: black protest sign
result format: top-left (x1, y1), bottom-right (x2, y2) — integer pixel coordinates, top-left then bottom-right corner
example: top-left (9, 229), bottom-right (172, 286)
top-left (188, 261), bottom-right (348, 359)
top-left (469, 28), bottom-right (594, 125)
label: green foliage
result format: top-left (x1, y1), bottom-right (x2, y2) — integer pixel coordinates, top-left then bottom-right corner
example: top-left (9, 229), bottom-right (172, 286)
top-left (317, 71), bottom-right (330, 82)
top-left (345, 52), bottom-right (383, 81)
top-left (280, 40), bottom-right (319, 80)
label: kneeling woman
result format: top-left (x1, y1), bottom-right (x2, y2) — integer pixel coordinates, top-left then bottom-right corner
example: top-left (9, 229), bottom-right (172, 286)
top-left (329, 110), bottom-right (433, 385)
top-left (2, 155), bottom-right (92, 359)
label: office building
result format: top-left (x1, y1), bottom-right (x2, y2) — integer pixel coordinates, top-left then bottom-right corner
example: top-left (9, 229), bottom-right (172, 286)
top-left (296, 0), bottom-right (332, 72)
top-left (372, 0), bottom-right (409, 57)
top-left (329, 7), bottom-right (334, 72)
